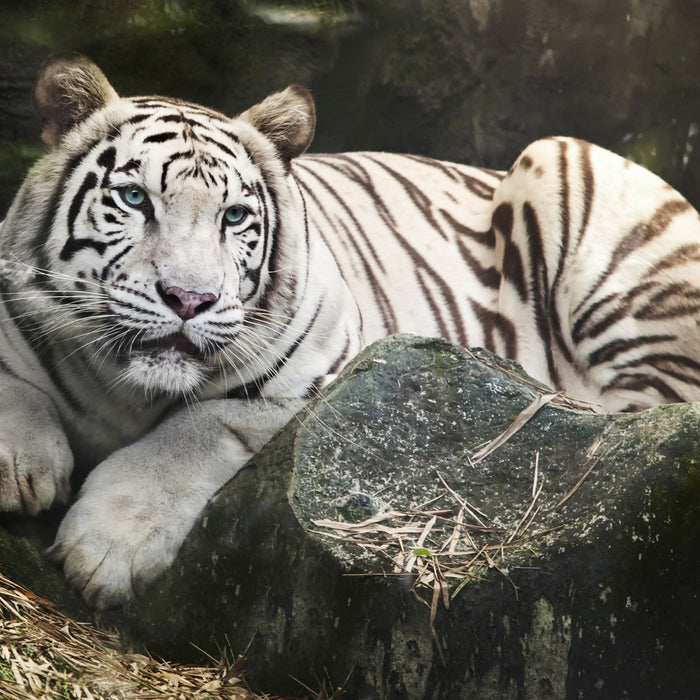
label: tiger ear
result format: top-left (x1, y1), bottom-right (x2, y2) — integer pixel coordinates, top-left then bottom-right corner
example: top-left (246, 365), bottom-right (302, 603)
top-left (33, 52), bottom-right (119, 147)
top-left (239, 84), bottom-right (316, 169)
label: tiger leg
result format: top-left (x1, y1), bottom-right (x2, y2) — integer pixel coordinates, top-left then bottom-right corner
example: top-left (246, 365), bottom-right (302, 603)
top-left (48, 396), bottom-right (303, 609)
top-left (0, 375), bottom-right (73, 514)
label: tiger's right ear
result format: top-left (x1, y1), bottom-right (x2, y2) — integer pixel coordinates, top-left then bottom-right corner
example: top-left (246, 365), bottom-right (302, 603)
top-left (33, 52), bottom-right (119, 147)
top-left (239, 84), bottom-right (316, 170)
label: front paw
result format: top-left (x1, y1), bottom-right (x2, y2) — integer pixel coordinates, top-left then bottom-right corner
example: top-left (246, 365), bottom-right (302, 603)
top-left (0, 428), bottom-right (72, 516)
top-left (47, 454), bottom-right (205, 608)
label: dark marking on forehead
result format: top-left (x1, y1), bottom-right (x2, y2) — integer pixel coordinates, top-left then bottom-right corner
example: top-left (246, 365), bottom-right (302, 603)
top-left (160, 150), bottom-right (196, 193)
top-left (97, 147), bottom-right (116, 170)
top-left (158, 114), bottom-right (187, 123)
top-left (157, 113), bottom-right (209, 130)
top-left (97, 146), bottom-right (117, 188)
top-left (127, 113), bottom-right (152, 126)
top-left (200, 133), bottom-right (237, 157)
top-left (143, 131), bottom-right (180, 144)
top-left (114, 159), bottom-right (142, 174)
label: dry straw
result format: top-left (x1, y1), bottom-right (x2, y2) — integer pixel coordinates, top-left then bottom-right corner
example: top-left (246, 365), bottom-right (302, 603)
top-left (311, 386), bottom-right (586, 614)
top-left (0, 572), bottom-right (261, 700)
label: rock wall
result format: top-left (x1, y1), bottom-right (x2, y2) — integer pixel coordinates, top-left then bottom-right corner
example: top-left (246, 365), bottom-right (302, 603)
top-left (2, 0), bottom-right (700, 212)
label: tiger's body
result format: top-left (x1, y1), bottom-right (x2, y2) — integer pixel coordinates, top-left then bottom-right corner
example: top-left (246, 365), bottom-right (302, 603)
top-left (1, 53), bottom-right (699, 607)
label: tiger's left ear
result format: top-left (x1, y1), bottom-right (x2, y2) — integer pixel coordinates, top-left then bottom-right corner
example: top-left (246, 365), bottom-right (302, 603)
top-left (34, 52), bottom-right (119, 147)
top-left (240, 84), bottom-right (316, 170)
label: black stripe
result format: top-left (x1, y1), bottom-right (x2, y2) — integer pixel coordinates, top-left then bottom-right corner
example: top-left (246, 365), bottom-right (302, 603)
top-left (143, 131), bottom-right (179, 144)
top-left (634, 282), bottom-right (700, 320)
top-left (160, 150), bottom-right (196, 192)
top-left (588, 334), bottom-right (676, 367)
top-left (522, 201), bottom-right (561, 388)
top-left (114, 159), bottom-right (141, 174)
top-left (32, 143), bottom-right (103, 271)
top-left (400, 153), bottom-right (499, 200)
top-left (493, 202), bottom-right (528, 302)
top-left (60, 172), bottom-right (107, 261)
top-left (440, 209), bottom-right (500, 290)
top-left (574, 198), bottom-right (692, 318)
top-left (602, 371), bottom-right (685, 405)
top-left (469, 299), bottom-right (517, 357)
top-left (546, 140), bottom-right (574, 365)
top-left (295, 157), bottom-right (388, 273)
top-left (126, 113), bottom-right (152, 125)
top-left (362, 154), bottom-right (450, 243)
top-left (415, 266), bottom-right (468, 346)
top-left (200, 133), bottom-right (236, 157)
top-left (243, 181), bottom-right (272, 303)
top-left (573, 280), bottom-right (659, 342)
top-left (293, 170), bottom-right (398, 333)
top-left (100, 244), bottom-right (134, 281)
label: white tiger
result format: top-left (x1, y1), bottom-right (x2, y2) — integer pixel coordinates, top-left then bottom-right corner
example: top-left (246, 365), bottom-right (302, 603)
top-left (1, 52), bottom-right (698, 608)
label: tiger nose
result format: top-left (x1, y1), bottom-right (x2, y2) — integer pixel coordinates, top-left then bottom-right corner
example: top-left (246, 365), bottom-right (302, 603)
top-left (157, 284), bottom-right (219, 320)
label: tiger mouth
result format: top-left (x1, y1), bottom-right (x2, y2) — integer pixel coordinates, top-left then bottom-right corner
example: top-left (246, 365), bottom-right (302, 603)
top-left (139, 332), bottom-right (204, 358)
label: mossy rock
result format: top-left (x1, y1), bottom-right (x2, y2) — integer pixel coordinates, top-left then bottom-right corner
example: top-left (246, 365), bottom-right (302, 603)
top-left (106, 336), bottom-right (700, 699)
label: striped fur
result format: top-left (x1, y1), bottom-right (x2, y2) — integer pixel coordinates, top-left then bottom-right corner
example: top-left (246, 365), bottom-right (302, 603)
top-left (1, 54), bottom-right (698, 606)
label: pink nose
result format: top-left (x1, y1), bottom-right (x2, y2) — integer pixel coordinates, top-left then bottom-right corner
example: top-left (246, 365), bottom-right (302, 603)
top-left (158, 285), bottom-right (218, 320)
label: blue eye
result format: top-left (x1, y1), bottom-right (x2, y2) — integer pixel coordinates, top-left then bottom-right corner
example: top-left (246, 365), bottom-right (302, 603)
top-left (119, 185), bottom-right (148, 208)
top-left (224, 205), bottom-right (248, 225)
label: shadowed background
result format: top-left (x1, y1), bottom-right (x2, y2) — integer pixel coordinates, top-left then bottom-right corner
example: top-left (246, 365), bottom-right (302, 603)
top-left (1, 0), bottom-right (700, 213)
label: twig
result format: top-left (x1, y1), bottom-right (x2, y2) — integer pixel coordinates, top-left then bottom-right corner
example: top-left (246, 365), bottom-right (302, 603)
top-left (556, 450), bottom-right (607, 508)
top-left (435, 471), bottom-right (489, 526)
top-left (506, 452), bottom-right (544, 544)
top-left (471, 393), bottom-right (558, 463)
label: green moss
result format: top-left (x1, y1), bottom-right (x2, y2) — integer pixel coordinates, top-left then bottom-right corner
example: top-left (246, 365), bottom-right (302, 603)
top-left (679, 453), bottom-right (700, 475)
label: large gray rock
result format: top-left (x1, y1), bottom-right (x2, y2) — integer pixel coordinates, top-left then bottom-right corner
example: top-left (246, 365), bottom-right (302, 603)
top-left (109, 335), bottom-right (700, 699)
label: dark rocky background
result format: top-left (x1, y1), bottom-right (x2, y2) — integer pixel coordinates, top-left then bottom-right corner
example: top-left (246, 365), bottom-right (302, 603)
top-left (1, 0), bottom-right (700, 214)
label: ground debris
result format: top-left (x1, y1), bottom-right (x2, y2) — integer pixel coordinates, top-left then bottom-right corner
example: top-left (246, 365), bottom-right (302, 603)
top-left (0, 572), bottom-right (262, 700)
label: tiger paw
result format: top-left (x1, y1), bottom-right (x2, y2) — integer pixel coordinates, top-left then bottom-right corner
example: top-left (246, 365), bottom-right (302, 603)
top-left (48, 502), bottom-right (182, 609)
top-left (46, 444), bottom-right (208, 609)
top-left (0, 418), bottom-right (73, 516)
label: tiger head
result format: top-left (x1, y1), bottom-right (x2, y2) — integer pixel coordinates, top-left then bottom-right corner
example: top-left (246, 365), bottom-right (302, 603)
top-left (2, 52), bottom-right (316, 398)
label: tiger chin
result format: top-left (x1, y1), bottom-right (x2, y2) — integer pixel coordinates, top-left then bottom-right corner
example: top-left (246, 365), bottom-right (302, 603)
top-left (2, 51), bottom-right (700, 609)
top-left (124, 344), bottom-right (207, 398)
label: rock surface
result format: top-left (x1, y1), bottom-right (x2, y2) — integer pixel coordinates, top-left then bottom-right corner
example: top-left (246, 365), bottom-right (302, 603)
top-left (103, 335), bottom-right (699, 700)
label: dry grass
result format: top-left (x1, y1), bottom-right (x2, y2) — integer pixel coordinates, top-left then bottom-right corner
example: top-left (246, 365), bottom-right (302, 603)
top-left (0, 572), bottom-right (263, 700)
